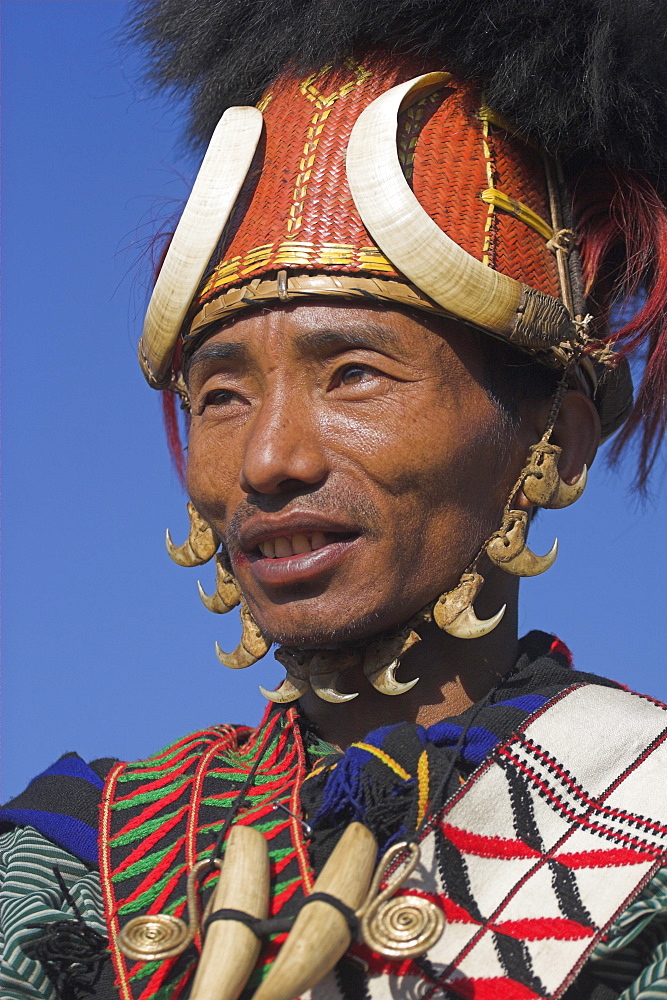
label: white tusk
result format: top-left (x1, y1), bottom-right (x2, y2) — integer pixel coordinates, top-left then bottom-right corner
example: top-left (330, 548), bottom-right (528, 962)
top-left (141, 106), bottom-right (264, 385)
top-left (260, 673), bottom-right (310, 703)
top-left (190, 826), bottom-right (269, 1000)
top-left (311, 672), bottom-right (358, 703)
top-left (253, 823), bottom-right (377, 1000)
top-left (347, 74), bottom-right (554, 339)
top-left (444, 603), bottom-right (506, 639)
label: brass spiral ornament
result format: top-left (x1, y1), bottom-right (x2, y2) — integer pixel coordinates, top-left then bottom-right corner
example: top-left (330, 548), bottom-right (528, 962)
top-left (117, 913), bottom-right (193, 962)
top-left (361, 893), bottom-right (445, 959)
top-left (358, 841), bottom-right (445, 960)
top-left (117, 859), bottom-right (211, 962)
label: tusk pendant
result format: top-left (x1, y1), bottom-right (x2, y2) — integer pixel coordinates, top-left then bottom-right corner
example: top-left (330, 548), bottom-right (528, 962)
top-left (260, 673), bottom-right (310, 703)
top-left (253, 823), bottom-right (377, 1000)
top-left (198, 554), bottom-right (241, 614)
top-left (166, 502), bottom-right (219, 567)
top-left (443, 603), bottom-right (506, 639)
top-left (311, 671), bottom-right (358, 703)
top-left (487, 510), bottom-right (557, 577)
top-left (190, 826), bottom-right (270, 1000)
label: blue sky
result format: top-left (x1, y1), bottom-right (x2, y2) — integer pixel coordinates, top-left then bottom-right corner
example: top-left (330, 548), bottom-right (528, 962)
top-left (2, 1), bottom-right (665, 800)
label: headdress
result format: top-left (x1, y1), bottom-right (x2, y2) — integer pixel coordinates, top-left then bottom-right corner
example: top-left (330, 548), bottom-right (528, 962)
top-left (129, 0), bottom-right (667, 487)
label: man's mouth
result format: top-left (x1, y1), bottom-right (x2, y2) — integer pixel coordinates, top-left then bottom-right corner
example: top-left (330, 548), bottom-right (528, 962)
top-left (257, 532), bottom-right (333, 559)
top-left (234, 516), bottom-right (361, 585)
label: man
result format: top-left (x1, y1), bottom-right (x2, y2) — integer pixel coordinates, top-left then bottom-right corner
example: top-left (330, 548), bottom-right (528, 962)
top-left (2, 2), bottom-right (666, 999)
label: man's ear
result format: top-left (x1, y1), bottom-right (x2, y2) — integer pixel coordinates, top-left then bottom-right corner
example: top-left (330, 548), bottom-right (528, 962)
top-left (550, 390), bottom-right (601, 483)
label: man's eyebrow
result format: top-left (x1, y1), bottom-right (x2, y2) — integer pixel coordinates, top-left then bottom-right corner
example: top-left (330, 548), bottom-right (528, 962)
top-left (185, 341), bottom-right (249, 380)
top-left (292, 323), bottom-right (402, 355)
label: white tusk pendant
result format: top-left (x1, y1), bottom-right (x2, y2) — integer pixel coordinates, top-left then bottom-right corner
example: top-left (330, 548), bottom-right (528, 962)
top-left (190, 826), bottom-right (270, 1000)
top-left (253, 823), bottom-right (377, 1000)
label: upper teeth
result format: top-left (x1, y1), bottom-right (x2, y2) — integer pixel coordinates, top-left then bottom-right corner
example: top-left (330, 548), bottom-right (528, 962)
top-left (259, 532), bottom-right (328, 558)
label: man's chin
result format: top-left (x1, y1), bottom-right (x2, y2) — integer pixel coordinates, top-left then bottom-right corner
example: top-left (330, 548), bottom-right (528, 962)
top-left (256, 606), bottom-right (390, 650)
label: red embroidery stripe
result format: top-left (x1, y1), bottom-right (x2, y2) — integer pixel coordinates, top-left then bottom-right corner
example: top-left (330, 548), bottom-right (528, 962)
top-left (554, 847), bottom-right (659, 867)
top-left (442, 823), bottom-right (541, 860)
top-left (115, 840), bottom-right (184, 907)
top-left (270, 877), bottom-right (302, 915)
top-left (491, 916), bottom-right (594, 941)
top-left (111, 806), bottom-right (189, 876)
top-left (112, 781), bottom-right (195, 840)
top-left (447, 975), bottom-right (541, 1000)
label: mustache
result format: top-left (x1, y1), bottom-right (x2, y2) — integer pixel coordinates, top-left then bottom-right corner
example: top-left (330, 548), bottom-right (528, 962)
top-left (224, 486), bottom-right (383, 548)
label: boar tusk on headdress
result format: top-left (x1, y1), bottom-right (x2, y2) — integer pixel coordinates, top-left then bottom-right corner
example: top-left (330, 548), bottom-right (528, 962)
top-left (346, 74), bottom-right (574, 349)
top-left (140, 106), bottom-right (263, 387)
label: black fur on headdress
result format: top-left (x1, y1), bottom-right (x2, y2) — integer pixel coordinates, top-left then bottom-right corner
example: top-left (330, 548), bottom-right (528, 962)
top-left (127, 0), bottom-right (667, 483)
top-left (127, 0), bottom-right (667, 176)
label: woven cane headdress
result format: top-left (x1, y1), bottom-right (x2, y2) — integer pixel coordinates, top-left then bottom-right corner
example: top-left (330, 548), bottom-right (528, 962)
top-left (129, 0), bottom-right (667, 486)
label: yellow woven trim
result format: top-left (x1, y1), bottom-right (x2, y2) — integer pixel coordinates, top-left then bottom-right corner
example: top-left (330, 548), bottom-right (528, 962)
top-left (481, 114), bottom-right (496, 267)
top-left (352, 743), bottom-right (411, 781)
top-left (481, 187), bottom-right (553, 241)
top-left (416, 749), bottom-right (430, 828)
top-left (286, 59), bottom-right (372, 238)
top-left (200, 241), bottom-right (394, 296)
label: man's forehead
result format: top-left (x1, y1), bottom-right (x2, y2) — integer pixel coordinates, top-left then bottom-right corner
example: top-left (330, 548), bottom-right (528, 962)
top-left (184, 304), bottom-right (456, 376)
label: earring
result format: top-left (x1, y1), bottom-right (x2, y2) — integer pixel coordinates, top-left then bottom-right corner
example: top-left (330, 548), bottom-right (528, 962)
top-left (166, 501), bottom-right (220, 567)
top-left (486, 510), bottom-right (558, 576)
top-left (167, 502), bottom-right (269, 670)
top-left (522, 440), bottom-right (587, 508)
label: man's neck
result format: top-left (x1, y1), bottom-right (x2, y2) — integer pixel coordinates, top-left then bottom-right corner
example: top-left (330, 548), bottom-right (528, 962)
top-left (298, 573), bottom-right (520, 750)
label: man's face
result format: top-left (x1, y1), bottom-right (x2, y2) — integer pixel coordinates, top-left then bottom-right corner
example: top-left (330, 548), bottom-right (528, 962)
top-left (185, 303), bottom-right (533, 647)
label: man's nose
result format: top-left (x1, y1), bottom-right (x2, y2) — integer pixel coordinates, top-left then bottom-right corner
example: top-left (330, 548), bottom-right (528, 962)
top-left (239, 389), bottom-right (329, 495)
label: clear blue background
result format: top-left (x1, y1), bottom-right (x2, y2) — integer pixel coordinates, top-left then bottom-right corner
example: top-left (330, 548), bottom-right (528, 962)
top-left (2, 1), bottom-right (665, 800)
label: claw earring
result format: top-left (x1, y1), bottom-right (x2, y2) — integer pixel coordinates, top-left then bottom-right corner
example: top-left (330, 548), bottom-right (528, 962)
top-left (166, 501), bottom-right (220, 567)
top-left (166, 502), bottom-right (270, 670)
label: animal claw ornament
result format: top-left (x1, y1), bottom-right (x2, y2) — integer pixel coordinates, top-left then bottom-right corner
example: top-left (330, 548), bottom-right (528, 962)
top-left (433, 572), bottom-right (506, 639)
top-left (486, 510), bottom-right (558, 577)
top-left (252, 823), bottom-right (378, 1000)
top-left (260, 672), bottom-right (310, 704)
top-left (118, 859), bottom-right (210, 961)
top-left (215, 601), bottom-right (270, 669)
top-left (198, 553), bottom-right (242, 614)
top-left (359, 842), bottom-right (445, 959)
top-left (363, 628), bottom-right (421, 695)
top-left (311, 671), bottom-right (359, 703)
top-left (522, 441), bottom-right (588, 508)
top-left (189, 827), bottom-right (270, 1000)
top-left (166, 502), bottom-right (220, 567)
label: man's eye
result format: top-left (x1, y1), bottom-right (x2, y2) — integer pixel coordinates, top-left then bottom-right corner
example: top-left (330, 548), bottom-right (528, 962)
top-left (203, 388), bottom-right (236, 407)
top-left (338, 364), bottom-right (377, 386)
